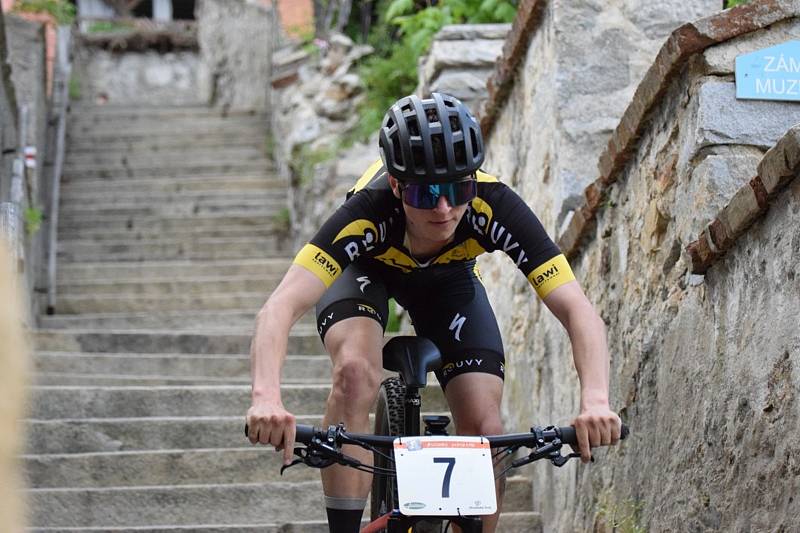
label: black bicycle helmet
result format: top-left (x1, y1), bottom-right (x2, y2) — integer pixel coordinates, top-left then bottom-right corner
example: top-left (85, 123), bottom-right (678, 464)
top-left (378, 92), bottom-right (484, 183)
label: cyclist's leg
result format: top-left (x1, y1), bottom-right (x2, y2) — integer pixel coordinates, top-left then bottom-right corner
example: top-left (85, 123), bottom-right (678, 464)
top-left (315, 264), bottom-right (389, 532)
top-left (407, 263), bottom-right (506, 533)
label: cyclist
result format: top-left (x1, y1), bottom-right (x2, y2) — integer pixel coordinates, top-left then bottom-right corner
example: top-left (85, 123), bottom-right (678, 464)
top-left (246, 92), bottom-right (622, 533)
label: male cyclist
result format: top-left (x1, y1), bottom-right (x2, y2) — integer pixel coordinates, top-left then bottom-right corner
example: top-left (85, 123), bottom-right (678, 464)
top-left (247, 93), bottom-right (622, 533)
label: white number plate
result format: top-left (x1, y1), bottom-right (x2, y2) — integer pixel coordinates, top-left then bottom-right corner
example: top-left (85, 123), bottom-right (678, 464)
top-left (393, 436), bottom-right (497, 516)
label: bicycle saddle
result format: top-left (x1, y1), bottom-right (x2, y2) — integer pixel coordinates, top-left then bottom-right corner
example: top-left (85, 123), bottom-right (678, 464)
top-left (382, 336), bottom-right (442, 388)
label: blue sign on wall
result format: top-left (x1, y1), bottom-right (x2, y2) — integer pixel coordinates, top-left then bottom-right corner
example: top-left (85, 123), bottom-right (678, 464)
top-left (736, 41), bottom-right (800, 102)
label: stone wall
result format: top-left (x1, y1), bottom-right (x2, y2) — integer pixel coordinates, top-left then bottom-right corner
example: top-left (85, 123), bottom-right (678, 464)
top-left (197, 0), bottom-right (280, 111)
top-left (480, 2), bottom-right (800, 530)
top-left (0, 7), bottom-right (17, 203)
top-left (73, 47), bottom-right (206, 106)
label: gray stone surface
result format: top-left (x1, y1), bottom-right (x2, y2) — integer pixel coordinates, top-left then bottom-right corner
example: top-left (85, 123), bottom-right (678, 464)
top-left (703, 18), bottom-right (800, 75)
top-left (196, 0), bottom-right (279, 111)
top-left (482, 10), bottom-right (800, 532)
top-left (75, 49), bottom-right (205, 106)
top-left (693, 81), bottom-right (800, 151)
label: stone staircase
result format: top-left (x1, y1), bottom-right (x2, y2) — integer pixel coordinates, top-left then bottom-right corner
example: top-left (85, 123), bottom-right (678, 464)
top-left (24, 104), bottom-right (541, 532)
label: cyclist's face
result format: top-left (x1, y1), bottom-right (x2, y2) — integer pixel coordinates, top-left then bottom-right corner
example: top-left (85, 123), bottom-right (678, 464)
top-left (389, 176), bottom-right (468, 243)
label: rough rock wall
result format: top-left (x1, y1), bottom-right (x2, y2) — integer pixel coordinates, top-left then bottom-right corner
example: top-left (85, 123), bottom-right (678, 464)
top-left (418, 24), bottom-right (510, 115)
top-left (0, 7), bottom-right (17, 202)
top-left (480, 3), bottom-right (800, 531)
top-left (271, 34), bottom-right (375, 249)
top-left (197, 0), bottom-right (280, 111)
top-left (74, 48), bottom-right (206, 106)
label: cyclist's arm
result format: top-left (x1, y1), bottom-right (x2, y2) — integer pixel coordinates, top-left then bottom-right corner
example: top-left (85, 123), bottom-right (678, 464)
top-left (542, 281), bottom-right (621, 461)
top-left (248, 265), bottom-right (326, 463)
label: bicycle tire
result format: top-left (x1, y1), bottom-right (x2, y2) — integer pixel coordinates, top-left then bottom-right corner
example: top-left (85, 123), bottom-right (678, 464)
top-left (371, 377), bottom-right (443, 533)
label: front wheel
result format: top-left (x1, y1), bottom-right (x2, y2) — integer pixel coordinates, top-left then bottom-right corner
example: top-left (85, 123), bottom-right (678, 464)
top-left (370, 377), bottom-right (443, 533)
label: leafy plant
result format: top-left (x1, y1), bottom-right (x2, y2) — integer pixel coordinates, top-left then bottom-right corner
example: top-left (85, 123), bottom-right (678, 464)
top-left (595, 492), bottom-right (646, 533)
top-left (289, 144), bottom-right (338, 186)
top-left (13, 0), bottom-right (76, 25)
top-left (86, 20), bottom-right (135, 33)
top-left (353, 0), bottom-right (518, 142)
top-left (68, 74), bottom-right (81, 100)
top-left (724, 0), bottom-right (750, 7)
top-left (272, 207), bottom-right (291, 235)
top-left (24, 206), bottom-right (43, 235)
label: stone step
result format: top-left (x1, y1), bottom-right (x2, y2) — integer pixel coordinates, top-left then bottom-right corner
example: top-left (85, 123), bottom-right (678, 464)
top-left (26, 511), bottom-right (542, 533)
top-left (60, 189), bottom-right (286, 205)
top-left (65, 135), bottom-right (267, 153)
top-left (28, 385), bottom-right (449, 419)
top-left (57, 213), bottom-right (282, 233)
top-left (56, 275), bottom-right (282, 296)
top-left (33, 352), bottom-right (329, 383)
top-left (32, 330), bottom-right (323, 355)
top-left (68, 120), bottom-right (266, 137)
top-left (24, 416), bottom-right (323, 455)
top-left (23, 447), bottom-right (320, 487)
top-left (54, 258), bottom-right (293, 282)
top-left (58, 225), bottom-right (280, 243)
top-left (58, 199), bottom-right (286, 218)
top-left (38, 310), bottom-right (315, 332)
top-left (30, 520), bottom-right (332, 532)
top-left (63, 156), bottom-right (272, 174)
top-left (64, 149), bottom-right (270, 168)
top-left (60, 175), bottom-right (283, 195)
top-left (62, 163), bottom-right (274, 181)
top-left (26, 481), bottom-right (327, 527)
top-left (50, 293), bottom-right (263, 315)
top-left (25, 477), bottom-right (533, 528)
top-left (57, 238), bottom-right (289, 263)
top-left (68, 104), bottom-right (261, 120)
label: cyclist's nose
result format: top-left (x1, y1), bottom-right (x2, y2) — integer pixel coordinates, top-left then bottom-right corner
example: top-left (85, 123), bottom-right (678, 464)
top-left (434, 194), bottom-right (452, 212)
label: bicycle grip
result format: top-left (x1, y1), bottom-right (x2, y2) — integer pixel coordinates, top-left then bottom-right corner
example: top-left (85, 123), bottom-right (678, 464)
top-left (295, 424), bottom-right (316, 444)
top-left (559, 424), bottom-right (629, 446)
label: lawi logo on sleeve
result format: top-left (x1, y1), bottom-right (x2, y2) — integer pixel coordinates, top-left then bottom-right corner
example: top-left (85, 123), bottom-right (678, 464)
top-left (736, 41), bottom-right (800, 102)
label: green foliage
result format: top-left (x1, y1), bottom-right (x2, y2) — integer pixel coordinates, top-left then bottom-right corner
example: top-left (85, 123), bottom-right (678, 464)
top-left (386, 298), bottom-right (400, 333)
top-left (13, 0), bottom-right (76, 24)
top-left (24, 206), bottom-right (43, 236)
top-left (272, 207), bottom-right (291, 235)
top-left (354, 0), bottom-right (518, 142)
top-left (289, 144), bottom-right (338, 186)
top-left (595, 492), bottom-right (647, 533)
top-left (86, 20), bottom-right (135, 33)
top-left (68, 73), bottom-right (81, 100)
top-left (724, 0), bottom-right (750, 7)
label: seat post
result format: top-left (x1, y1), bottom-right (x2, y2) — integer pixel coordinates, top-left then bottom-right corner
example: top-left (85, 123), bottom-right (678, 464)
top-left (403, 385), bottom-right (421, 436)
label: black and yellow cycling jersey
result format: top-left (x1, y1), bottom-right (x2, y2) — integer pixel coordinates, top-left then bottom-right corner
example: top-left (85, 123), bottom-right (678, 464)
top-left (294, 160), bottom-right (576, 299)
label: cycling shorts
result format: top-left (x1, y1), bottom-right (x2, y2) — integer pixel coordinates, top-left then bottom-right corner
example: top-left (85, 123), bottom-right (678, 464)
top-left (315, 259), bottom-right (505, 389)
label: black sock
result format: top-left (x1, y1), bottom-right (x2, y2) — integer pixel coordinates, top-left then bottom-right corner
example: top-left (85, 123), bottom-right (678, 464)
top-left (326, 507), bottom-right (364, 533)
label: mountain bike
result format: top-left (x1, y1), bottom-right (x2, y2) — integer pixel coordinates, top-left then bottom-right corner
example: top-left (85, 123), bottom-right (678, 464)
top-left (247, 336), bottom-right (629, 532)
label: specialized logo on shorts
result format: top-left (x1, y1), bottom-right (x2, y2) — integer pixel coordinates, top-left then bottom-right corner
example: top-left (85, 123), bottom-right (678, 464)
top-left (441, 358), bottom-right (484, 377)
top-left (356, 275), bottom-right (371, 293)
top-left (333, 219), bottom-right (387, 261)
top-left (449, 313), bottom-right (467, 342)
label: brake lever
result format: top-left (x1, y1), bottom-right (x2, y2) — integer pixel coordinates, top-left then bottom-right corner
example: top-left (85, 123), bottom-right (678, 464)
top-left (280, 445), bottom-right (337, 475)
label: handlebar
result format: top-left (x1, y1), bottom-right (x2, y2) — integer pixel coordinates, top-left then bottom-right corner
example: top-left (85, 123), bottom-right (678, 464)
top-left (249, 423), bottom-right (629, 448)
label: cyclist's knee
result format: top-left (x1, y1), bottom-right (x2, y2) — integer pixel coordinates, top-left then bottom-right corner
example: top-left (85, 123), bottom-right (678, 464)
top-left (455, 414), bottom-right (503, 437)
top-left (329, 353), bottom-right (382, 409)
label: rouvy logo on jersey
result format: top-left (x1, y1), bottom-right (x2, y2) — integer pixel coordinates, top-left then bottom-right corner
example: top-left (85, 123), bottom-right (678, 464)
top-left (333, 219), bottom-right (389, 261)
top-left (489, 222), bottom-right (529, 268)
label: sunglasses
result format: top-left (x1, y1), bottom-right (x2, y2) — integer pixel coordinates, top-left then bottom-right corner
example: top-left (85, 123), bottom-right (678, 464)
top-left (399, 178), bottom-right (477, 209)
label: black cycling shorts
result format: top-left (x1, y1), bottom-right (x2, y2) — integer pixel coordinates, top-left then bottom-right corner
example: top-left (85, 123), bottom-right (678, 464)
top-left (315, 259), bottom-right (505, 389)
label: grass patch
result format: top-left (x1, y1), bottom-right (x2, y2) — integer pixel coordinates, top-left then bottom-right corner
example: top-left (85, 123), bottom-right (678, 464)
top-left (289, 144), bottom-right (338, 187)
top-left (594, 491), bottom-right (646, 533)
top-left (24, 206), bottom-right (43, 235)
top-left (86, 20), bottom-right (135, 34)
top-left (386, 298), bottom-right (400, 333)
top-left (272, 207), bottom-right (291, 236)
top-left (68, 74), bottom-right (81, 100)
top-left (13, 0), bottom-right (76, 25)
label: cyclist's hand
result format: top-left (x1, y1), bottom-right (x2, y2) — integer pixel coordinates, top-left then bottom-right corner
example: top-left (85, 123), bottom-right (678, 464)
top-left (571, 405), bottom-right (621, 463)
top-left (246, 400), bottom-right (296, 465)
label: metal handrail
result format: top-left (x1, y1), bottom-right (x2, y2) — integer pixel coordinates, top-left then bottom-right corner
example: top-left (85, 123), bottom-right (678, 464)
top-left (45, 27), bottom-right (72, 314)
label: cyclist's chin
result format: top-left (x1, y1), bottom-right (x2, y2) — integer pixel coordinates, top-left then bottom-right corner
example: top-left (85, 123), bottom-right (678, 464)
top-left (424, 220), bottom-right (457, 240)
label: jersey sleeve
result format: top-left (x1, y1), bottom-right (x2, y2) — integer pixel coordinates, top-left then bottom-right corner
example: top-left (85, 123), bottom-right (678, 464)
top-left (292, 191), bottom-right (383, 288)
top-left (476, 181), bottom-right (576, 299)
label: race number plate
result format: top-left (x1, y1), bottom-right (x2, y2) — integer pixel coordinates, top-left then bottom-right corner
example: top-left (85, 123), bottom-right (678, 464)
top-left (394, 436), bottom-right (497, 516)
